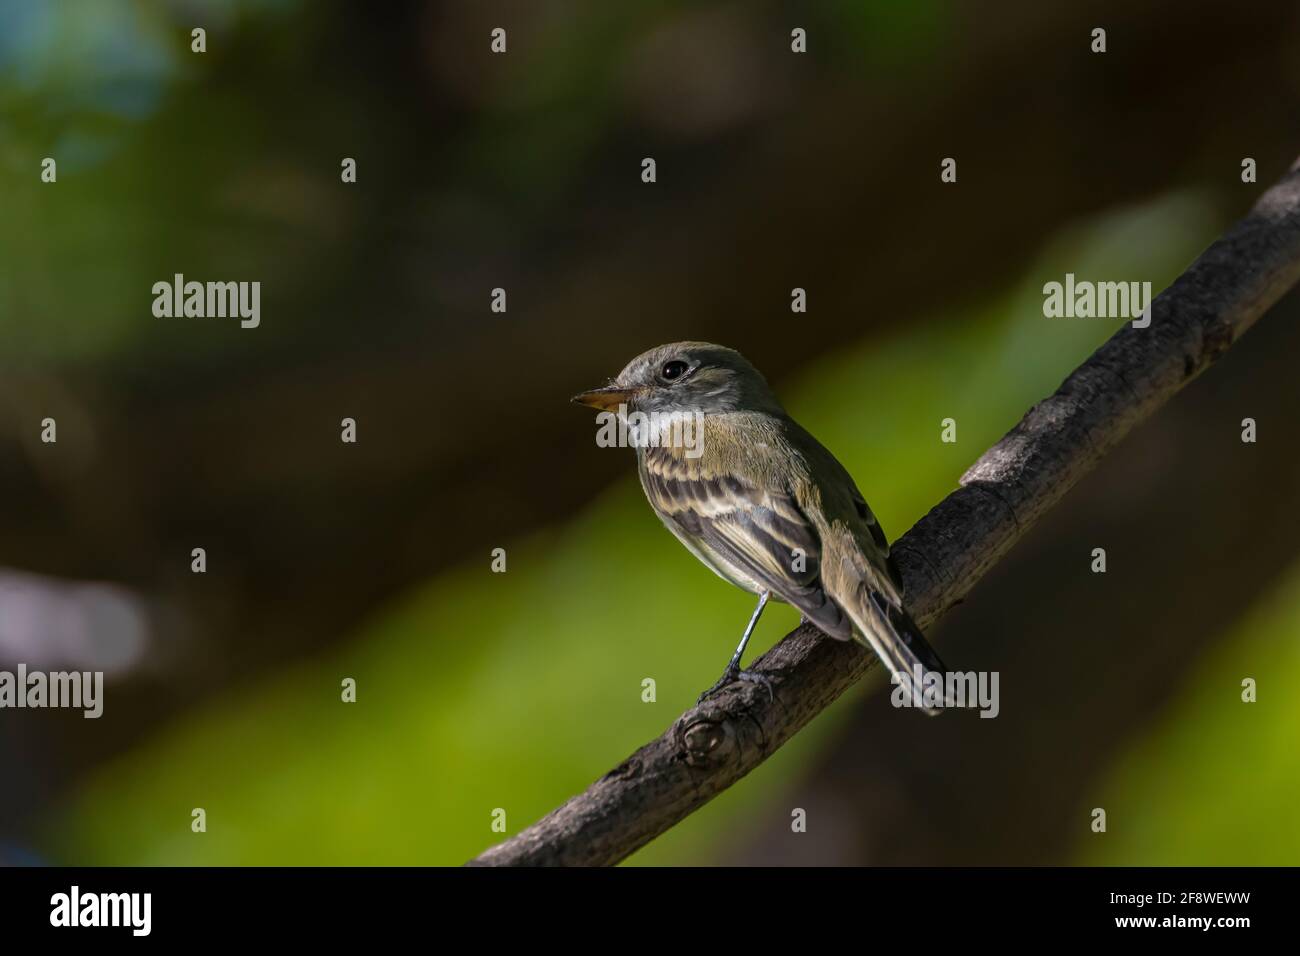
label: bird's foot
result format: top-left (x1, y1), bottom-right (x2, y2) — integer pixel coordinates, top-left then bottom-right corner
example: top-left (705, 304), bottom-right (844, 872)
top-left (697, 664), bottom-right (774, 704)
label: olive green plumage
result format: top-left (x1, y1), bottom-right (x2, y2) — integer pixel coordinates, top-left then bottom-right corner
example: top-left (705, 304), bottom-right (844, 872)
top-left (574, 342), bottom-right (947, 710)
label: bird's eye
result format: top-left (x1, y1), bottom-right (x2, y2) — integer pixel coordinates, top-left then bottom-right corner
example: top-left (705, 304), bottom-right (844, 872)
top-left (660, 360), bottom-right (689, 382)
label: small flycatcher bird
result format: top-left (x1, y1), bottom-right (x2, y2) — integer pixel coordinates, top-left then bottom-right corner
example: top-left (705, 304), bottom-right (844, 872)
top-left (573, 342), bottom-right (948, 711)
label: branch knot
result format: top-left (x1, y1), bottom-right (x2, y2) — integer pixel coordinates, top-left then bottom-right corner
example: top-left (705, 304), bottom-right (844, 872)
top-left (677, 714), bottom-right (734, 767)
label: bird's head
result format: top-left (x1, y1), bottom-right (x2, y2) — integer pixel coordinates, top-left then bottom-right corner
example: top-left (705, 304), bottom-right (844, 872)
top-left (571, 342), bottom-right (783, 417)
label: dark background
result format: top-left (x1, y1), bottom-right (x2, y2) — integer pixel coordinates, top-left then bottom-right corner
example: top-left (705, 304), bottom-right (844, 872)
top-left (1, 0), bottom-right (1297, 864)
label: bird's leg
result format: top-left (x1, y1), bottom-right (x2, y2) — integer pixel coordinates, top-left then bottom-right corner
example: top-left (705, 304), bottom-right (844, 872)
top-left (698, 591), bottom-right (773, 703)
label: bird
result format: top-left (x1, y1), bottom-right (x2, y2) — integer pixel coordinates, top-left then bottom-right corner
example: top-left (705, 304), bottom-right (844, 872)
top-left (571, 342), bottom-right (949, 712)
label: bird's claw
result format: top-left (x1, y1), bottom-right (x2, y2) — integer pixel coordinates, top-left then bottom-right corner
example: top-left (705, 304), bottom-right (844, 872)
top-left (697, 665), bottom-right (774, 705)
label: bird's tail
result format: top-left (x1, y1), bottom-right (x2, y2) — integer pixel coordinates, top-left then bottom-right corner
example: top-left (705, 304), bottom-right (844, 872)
top-left (838, 575), bottom-right (951, 716)
top-left (819, 524), bottom-right (952, 714)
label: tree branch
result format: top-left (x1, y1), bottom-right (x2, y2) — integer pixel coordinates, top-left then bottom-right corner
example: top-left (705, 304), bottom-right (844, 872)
top-left (470, 161), bottom-right (1300, 867)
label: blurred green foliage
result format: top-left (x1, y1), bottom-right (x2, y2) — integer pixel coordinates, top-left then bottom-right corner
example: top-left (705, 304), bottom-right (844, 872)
top-left (1078, 556), bottom-right (1300, 865)
top-left (44, 192), bottom-right (1253, 865)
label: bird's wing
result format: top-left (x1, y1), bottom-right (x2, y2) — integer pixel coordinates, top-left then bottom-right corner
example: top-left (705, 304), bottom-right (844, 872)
top-left (776, 419), bottom-right (904, 602)
top-left (778, 418), bottom-right (951, 713)
top-left (641, 450), bottom-right (854, 640)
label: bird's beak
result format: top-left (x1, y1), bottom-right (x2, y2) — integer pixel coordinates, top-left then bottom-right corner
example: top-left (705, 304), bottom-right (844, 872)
top-left (570, 385), bottom-right (633, 411)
